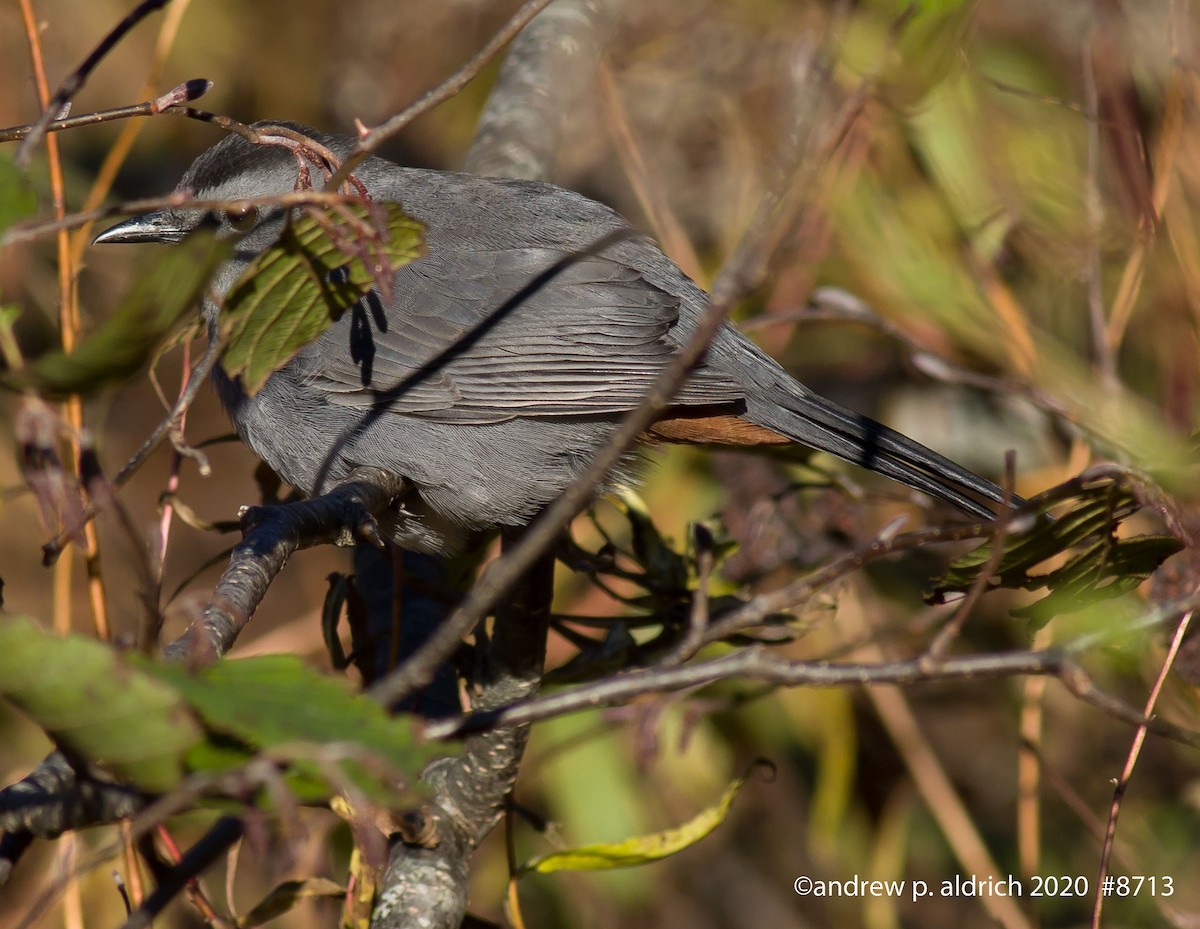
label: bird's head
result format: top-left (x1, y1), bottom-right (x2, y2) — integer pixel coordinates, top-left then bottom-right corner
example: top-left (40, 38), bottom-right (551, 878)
top-left (93, 121), bottom-right (341, 250)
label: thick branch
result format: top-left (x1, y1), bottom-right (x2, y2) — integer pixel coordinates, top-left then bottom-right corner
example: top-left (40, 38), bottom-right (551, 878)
top-left (164, 467), bottom-right (409, 661)
top-left (373, 544), bottom-right (554, 929)
top-left (465, 0), bottom-right (627, 181)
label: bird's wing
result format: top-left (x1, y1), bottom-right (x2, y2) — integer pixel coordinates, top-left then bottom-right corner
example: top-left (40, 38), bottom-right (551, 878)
top-left (293, 246), bottom-right (744, 424)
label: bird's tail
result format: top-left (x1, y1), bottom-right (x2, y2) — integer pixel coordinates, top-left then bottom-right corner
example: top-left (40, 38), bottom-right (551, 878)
top-left (744, 382), bottom-right (1013, 520)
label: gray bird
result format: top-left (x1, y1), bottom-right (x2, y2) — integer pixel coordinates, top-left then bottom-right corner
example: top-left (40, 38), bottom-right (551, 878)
top-left (96, 122), bottom-right (1011, 553)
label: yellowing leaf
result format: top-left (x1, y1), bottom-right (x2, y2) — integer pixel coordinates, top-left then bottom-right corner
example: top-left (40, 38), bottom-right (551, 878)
top-left (517, 765), bottom-right (761, 875)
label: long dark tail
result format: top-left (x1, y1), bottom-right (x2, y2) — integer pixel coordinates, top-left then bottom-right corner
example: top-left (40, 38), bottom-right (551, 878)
top-left (744, 385), bottom-right (1013, 520)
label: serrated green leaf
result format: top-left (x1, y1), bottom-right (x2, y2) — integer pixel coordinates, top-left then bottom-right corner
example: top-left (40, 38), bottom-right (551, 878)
top-left (518, 766), bottom-right (756, 875)
top-left (0, 618), bottom-right (202, 792)
top-left (221, 202), bottom-right (424, 394)
top-left (145, 655), bottom-right (445, 802)
top-left (13, 233), bottom-right (229, 397)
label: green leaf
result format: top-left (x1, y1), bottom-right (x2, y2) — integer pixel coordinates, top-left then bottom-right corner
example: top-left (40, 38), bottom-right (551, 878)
top-left (0, 618), bottom-right (203, 792)
top-left (0, 153), bottom-right (37, 233)
top-left (14, 233), bottom-right (229, 397)
top-left (145, 655), bottom-right (446, 803)
top-left (936, 495), bottom-right (1131, 592)
top-left (518, 765), bottom-right (761, 875)
top-left (221, 202), bottom-right (425, 394)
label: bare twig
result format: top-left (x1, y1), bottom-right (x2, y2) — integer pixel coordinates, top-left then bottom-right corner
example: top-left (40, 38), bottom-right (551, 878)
top-left (0, 79), bottom-right (213, 142)
top-left (595, 60), bottom-right (705, 283)
top-left (672, 519), bottom-right (991, 656)
top-left (1017, 625), bottom-right (1051, 878)
top-left (64, 2), bottom-right (198, 263)
top-left (41, 324), bottom-right (223, 566)
top-left (922, 451), bottom-right (1018, 660)
top-left (117, 817), bottom-right (243, 929)
top-left (18, 0), bottom-right (111, 644)
top-left (5, 184), bottom-right (369, 248)
top-left (424, 594), bottom-right (1200, 740)
top-left (1090, 609), bottom-right (1194, 929)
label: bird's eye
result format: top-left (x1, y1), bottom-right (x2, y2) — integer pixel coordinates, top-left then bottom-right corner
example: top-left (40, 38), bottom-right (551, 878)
top-left (227, 204), bottom-right (258, 231)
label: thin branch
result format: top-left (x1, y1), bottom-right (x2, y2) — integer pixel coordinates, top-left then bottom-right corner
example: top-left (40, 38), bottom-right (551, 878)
top-left (673, 519), bottom-right (992, 656)
top-left (747, 289), bottom-right (1079, 432)
top-left (117, 817), bottom-right (243, 929)
top-left (1090, 609), bottom-right (1193, 929)
top-left (424, 594), bottom-right (1200, 740)
top-left (922, 451), bottom-right (1018, 660)
top-left (17, 0), bottom-right (111, 643)
top-left (41, 325), bottom-right (223, 566)
top-left (1017, 626), bottom-right (1051, 878)
top-left (5, 186), bottom-right (369, 247)
top-left (64, 3), bottom-right (199, 265)
top-left (0, 79), bottom-right (213, 142)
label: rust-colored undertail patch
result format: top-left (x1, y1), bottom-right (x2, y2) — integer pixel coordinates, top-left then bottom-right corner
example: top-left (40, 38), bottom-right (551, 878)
top-left (647, 413), bottom-right (792, 446)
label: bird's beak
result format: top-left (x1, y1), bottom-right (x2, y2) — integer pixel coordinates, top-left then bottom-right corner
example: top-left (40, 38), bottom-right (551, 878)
top-left (92, 211), bottom-right (189, 245)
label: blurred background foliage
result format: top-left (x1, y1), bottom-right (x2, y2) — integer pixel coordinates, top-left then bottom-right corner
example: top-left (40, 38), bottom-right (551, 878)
top-left (2, 0), bottom-right (1199, 927)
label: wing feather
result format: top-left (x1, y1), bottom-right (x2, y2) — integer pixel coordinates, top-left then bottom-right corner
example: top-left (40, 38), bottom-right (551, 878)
top-left (293, 246), bottom-right (744, 423)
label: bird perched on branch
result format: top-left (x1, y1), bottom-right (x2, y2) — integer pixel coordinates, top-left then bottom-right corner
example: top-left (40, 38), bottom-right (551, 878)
top-left (96, 122), bottom-right (1012, 553)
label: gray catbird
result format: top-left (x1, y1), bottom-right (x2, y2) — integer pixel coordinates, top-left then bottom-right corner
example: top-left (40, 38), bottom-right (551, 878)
top-left (96, 123), bottom-right (1011, 553)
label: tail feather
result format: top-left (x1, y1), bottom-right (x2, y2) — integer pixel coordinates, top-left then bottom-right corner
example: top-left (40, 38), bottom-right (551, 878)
top-left (745, 387), bottom-right (1013, 520)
